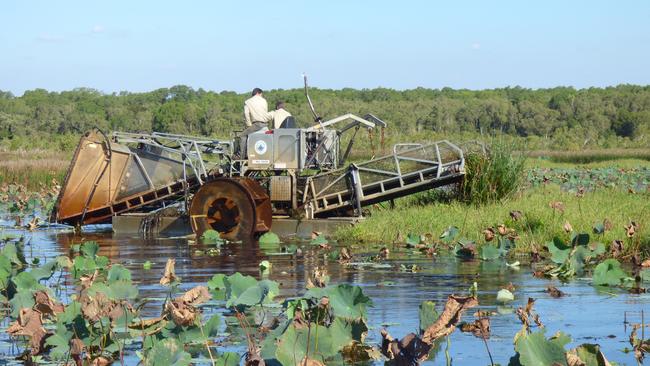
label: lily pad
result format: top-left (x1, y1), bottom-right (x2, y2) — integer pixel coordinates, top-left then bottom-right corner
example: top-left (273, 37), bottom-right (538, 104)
top-left (144, 338), bottom-right (191, 366)
top-left (259, 232), bottom-right (281, 245)
top-left (592, 259), bottom-right (629, 286)
top-left (418, 300), bottom-right (439, 334)
top-left (440, 226), bottom-right (459, 243)
top-left (201, 229), bottom-right (225, 245)
top-left (479, 244), bottom-right (501, 260)
top-left (514, 330), bottom-right (570, 366)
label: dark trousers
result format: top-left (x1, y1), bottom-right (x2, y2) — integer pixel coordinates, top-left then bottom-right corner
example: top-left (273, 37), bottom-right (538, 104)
top-left (239, 121), bottom-right (267, 156)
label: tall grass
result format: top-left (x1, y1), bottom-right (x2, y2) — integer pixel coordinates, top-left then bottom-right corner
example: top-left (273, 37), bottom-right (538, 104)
top-left (459, 140), bottom-right (526, 204)
top-left (0, 150), bottom-right (68, 189)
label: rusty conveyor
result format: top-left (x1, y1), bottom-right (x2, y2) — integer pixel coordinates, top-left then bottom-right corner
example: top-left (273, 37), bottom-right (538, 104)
top-left (49, 130), bottom-right (228, 226)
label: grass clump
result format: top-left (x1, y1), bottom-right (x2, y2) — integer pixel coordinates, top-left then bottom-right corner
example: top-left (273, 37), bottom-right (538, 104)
top-left (460, 140), bottom-right (526, 204)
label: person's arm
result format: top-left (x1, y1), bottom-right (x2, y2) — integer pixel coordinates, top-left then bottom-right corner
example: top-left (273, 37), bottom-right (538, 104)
top-left (243, 103), bottom-right (252, 127)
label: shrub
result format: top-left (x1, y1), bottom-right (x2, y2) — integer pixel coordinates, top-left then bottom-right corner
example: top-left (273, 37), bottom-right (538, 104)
top-left (460, 139), bottom-right (526, 204)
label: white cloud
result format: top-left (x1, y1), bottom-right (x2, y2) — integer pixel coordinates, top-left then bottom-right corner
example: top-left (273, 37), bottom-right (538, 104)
top-left (471, 42), bottom-right (481, 50)
top-left (92, 25), bottom-right (105, 34)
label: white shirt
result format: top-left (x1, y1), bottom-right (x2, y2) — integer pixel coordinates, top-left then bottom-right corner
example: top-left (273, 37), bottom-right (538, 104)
top-left (243, 94), bottom-right (271, 126)
top-left (270, 108), bottom-right (292, 129)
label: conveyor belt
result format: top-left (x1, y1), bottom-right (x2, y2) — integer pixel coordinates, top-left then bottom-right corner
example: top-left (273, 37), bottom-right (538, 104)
top-left (302, 141), bottom-right (465, 217)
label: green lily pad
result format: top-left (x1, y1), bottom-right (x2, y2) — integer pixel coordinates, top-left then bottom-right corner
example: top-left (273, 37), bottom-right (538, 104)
top-left (406, 233), bottom-right (421, 246)
top-left (144, 338), bottom-right (191, 366)
top-left (419, 300), bottom-right (439, 334)
top-left (515, 330), bottom-right (570, 366)
top-left (310, 234), bottom-right (328, 246)
top-left (201, 229), bottom-right (225, 245)
top-left (479, 244), bottom-right (501, 260)
top-left (440, 226), bottom-right (459, 243)
top-left (259, 232), bottom-right (281, 245)
top-left (593, 259), bottom-right (629, 286)
top-left (546, 237), bottom-right (571, 264)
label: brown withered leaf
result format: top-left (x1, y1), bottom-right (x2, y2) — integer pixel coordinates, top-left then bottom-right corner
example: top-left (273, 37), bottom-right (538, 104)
top-left (566, 344), bottom-right (612, 366)
top-left (576, 187), bottom-right (585, 198)
top-left (603, 218), bottom-right (613, 232)
top-left (549, 201), bottom-right (565, 213)
top-left (379, 247), bottom-right (390, 259)
top-left (79, 270), bottom-right (98, 290)
top-left (625, 221), bottom-right (638, 238)
top-left (460, 317), bottom-right (490, 339)
top-left (563, 221), bottom-right (573, 233)
top-left (610, 240), bottom-right (624, 258)
top-left (510, 210), bottom-right (523, 221)
top-left (165, 299), bottom-right (198, 326)
top-left (27, 217), bottom-right (39, 231)
top-left (546, 286), bottom-right (565, 298)
top-left (311, 231), bottom-right (322, 240)
top-left (33, 290), bottom-right (64, 316)
top-left (473, 310), bottom-right (497, 317)
top-left (339, 247), bottom-right (351, 262)
top-left (641, 259), bottom-right (650, 268)
top-left (80, 291), bottom-right (129, 322)
top-left (90, 356), bottom-right (112, 366)
top-left (300, 357), bottom-right (325, 366)
top-left (7, 308), bottom-right (47, 355)
top-left (179, 286), bottom-right (211, 306)
top-left (497, 224), bottom-right (508, 236)
top-left (306, 267), bottom-right (329, 289)
top-left (483, 228), bottom-right (495, 242)
top-left (380, 295), bottom-right (478, 364)
top-left (70, 338), bottom-right (84, 357)
top-left (160, 258), bottom-right (178, 286)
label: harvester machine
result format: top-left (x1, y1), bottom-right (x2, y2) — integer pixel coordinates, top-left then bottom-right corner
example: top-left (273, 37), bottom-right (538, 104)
top-left (50, 78), bottom-right (466, 240)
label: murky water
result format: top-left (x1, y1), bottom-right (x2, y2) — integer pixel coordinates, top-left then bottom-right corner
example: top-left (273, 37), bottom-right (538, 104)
top-left (0, 223), bottom-right (648, 365)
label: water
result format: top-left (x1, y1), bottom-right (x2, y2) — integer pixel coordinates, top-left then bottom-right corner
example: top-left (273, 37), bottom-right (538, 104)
top-left (0, 224), bottom-right (648, 365)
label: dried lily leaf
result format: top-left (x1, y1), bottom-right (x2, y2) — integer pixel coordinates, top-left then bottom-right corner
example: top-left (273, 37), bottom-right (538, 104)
top-left (549, 201), bottom-right (565, 213)
top-left (460, 317), bottom-right (490, 339)
top-left (380, 295), bottom-right (478, 364)
top-left (179, 286), bottom-right (211, 306)
top-left (33, 290), bottom-right (64, 316)
top-left (160, 258), bottom-right (178, 286)
top-left (483, 228), bottom-right (495, 242)
top-left (510, 210), bottom-right (523, 221)
top-left (7, 308), bottom-right (47, 355)
top-left (563, 221), bottom-right (573, 233)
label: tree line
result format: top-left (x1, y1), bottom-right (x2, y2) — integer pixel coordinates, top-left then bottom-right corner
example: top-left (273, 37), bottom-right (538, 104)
top-left (1, 84), bottom-right (649, 151)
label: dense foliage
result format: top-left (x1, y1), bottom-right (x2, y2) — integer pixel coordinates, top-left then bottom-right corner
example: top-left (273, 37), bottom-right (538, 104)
top-left (1, 84), bottom-right (650, 151)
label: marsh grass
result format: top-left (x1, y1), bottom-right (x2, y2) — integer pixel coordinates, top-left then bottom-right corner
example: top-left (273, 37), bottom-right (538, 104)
top-left (460, 139), bottom-right (526, 204)
top-left (337, 185), bottom-right (650, 257)
top-left (0, 150), bottom-right (68, 189)
top-left (529, 148), bottom-right (650, 164)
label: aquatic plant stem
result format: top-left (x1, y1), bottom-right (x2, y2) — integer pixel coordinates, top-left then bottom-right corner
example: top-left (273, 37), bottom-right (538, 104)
top-left (479, 319), bottom-right (494, 366)
top-left (445, 335), bottom-right (452, 366)
top-left (198, 318), bottom-right (216, 365)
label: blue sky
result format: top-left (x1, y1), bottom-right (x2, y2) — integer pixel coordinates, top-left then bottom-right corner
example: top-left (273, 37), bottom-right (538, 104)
top-left (1, 1), bottom-right (649, 95)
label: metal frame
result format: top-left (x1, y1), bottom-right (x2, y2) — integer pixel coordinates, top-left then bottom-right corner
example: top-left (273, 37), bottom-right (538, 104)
top-left (302, 140), bottom-right (465, 217)
top-left (112, 131), bottom-right (231, 185)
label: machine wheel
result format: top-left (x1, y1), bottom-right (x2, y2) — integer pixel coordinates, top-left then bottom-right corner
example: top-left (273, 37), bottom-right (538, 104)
top-left (189, 178), bottom-right (272, 241)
